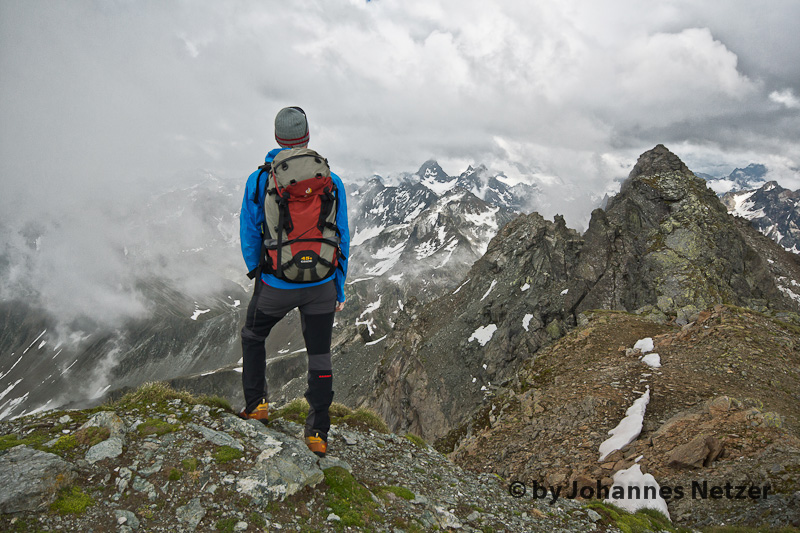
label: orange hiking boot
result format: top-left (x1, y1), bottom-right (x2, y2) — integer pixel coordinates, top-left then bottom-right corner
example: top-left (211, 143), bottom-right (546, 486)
top-left (238, 399), bottom-right (269, 425)
top-left (305, 431), bottom-right (327, 458)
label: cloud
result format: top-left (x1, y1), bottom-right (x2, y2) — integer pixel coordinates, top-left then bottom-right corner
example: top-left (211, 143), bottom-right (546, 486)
top-left (770, 89), bottom-right (800, 109)
top-left (1, 0), bottom-right (800, 325)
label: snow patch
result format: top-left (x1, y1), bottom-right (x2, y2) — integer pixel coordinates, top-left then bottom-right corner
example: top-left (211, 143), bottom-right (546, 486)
top-left (366, 242), bottom-right (405, 276)
top-left (23, 330), bottom-right (47, 354)
top-left (452, 279), bottom-right (470, 295)
top-left (351, 225), bottom-right (385, 246)
top-left (190, 308), bottom-right (211, 320)
top-left (480, 280), bottom-right (497, 302)
top-left (633, 338), bottom-right (654, 353)
top-left (599, 386), bottom-right (650, 461)
top-left (366, 335), bottom-right (388, 346)
top-left (641, 353), bottom-right (661, 368)
top-left (605, 464), bottom-right (671, 520)
top-left (469, 324), bottom-right (497, 346)
top-left (520, 283), bottom-right (530, 292)
top-left (522, 314), bottom-right (534, 332)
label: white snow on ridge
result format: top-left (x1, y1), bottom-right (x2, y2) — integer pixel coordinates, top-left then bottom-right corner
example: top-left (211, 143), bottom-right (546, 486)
top-left (480, 280), bottom-right (497, 302)
top-left (469, 324), bottom-right (497, 346)
top-left (0, 379), bottom-right (23, 403)
top-left (351, 225), bottom-right (384, 246)
top-left (452, 279), bottom-right (470, 295)
top-left (520, 283), bottom-right (530, 292)
top-left (605, 464), bottom-right (671, 519)
top-left (359, 297), bottom-right (382, 318)
top-left (464, 206), bottom-right (499, 231)
top-left (23, 330), bottom-right (47, 354)
top-left (522, 314), bottom-right (533, 332)
top-left (366, 242), bottom-right (405, 276)
top-left (730, 190), bottom-right (766, 220)
top-left (421, 176), bottom-right (459, 196)
top-left (366, 335), bottom-right (388, 346)
top-left (641, 353), bottom-right (661, 368)
top-left (0, 355), bottom-right (23, 380)
top-left (598, 386), bottom-right (650, 461)
top-left (190, 308), bottom-right (211, 320)
top-left (633, 338), bottom-right (654, 353)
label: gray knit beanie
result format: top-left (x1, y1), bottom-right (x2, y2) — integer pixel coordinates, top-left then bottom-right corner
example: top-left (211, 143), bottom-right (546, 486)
top-left (274, 107), bottom-right (310, 148)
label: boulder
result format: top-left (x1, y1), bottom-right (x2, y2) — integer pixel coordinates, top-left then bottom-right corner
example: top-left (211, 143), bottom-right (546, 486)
top-left (0, 446), bottom-right (77, 513)
top-left (668, 435), bottom-right (723, 469)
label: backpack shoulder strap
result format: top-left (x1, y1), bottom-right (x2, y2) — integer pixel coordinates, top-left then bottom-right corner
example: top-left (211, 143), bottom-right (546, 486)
top-left (252, 162), bottom-right (272, 204)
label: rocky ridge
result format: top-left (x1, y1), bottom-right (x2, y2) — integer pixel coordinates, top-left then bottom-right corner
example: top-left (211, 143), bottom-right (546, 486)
top-left (450, 305), bottom-right (800, 528)
top-left (367, 145), bottom-right (800, 445)
top-left (722, 181), bottom-right (800, 254)
top-left (2, 383), bottom-right (622, 532)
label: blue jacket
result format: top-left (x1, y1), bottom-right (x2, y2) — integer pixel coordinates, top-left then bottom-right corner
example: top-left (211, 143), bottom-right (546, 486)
top-left (240, 147), bottom-right (350, 302)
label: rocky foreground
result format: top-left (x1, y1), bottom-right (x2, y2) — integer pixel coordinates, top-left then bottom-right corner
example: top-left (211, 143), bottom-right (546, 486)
top-left (0, 383), bottom-right (675, 533)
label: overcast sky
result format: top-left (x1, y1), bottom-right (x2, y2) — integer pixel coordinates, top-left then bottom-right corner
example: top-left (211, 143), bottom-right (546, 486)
top-left (2, 0), bottom-right (800, 222)
top-left (2, 1), bottom-right (800, 327)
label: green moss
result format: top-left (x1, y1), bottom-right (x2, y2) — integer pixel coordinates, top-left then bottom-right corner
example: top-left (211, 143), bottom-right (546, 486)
top-left (376, 485), bottom-right (415, 501)
top-left (215, 517), bottom-right (238, 532)
top-left (404, 433), bottom-right (426, 448)
top-left (249, 512), bottom-right (267, 529)
top-left (137, 418), bottom-right (179, 437)
top-left (74, 426), bottom-right (110, 447)
top-left (586, 501), bottom-right (689, 533)
top-left (339, 408), bottom-right (389, 434)
top-left (168, 468), bottom-right (183, 481)
top-left (213, 445), bottom-right (243, 464)
top-left (111, 381), bottom-right (233, 414)
top-left (329, 402), bottom-right (353, 418)
top-left (271, 398), bottom-right (310, 424)
top-left (0, 432), bottom-right (50, 451)
top-left (181, 457), bottom-right (200, 471)
top-left (47, 434), bottom-right (78, 454)
top-left (50, 486), bottom-right (94, 515)
top-left (323, 466), bottom-right (380, 530)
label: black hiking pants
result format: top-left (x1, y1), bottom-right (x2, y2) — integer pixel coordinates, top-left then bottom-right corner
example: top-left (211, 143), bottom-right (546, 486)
top-left (241, 280), bottom-right (336, 439)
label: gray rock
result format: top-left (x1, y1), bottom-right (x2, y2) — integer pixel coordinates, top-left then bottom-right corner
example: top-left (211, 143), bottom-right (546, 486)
top-left (327, 513), bottom-right (341, 522)
top-left (176, 497), bottom-right (206, 530)
top-left (138, 459), bottom-right (163, 476)
top-left (235, 426), bottom-right (323, 502)
top-left (586, 509), bottom-right (602, 522)
top-left (116, 467), bottom-right (133, 494)
top-left (114, 509), bottom-right (140, 530)
top-left (318, 456), bottom-right (352, 472)
top-left (189, 423), bottom-right (245, 451)
top-left (58, 415), bottom-right (72, 424)
top-left (191, 404), bottom-right (211, 417)
top-left (85, 436), bottom-right (124, 463)
top-left (0, 446), bottom-right (77, 513)
top-left (132, 476), bottom-right (155, 496)
top-left (80, 411), bottom-right (127, 441)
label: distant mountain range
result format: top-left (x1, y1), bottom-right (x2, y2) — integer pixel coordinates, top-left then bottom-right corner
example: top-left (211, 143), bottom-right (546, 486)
top-left (0, 158), bottom-right (539, 420)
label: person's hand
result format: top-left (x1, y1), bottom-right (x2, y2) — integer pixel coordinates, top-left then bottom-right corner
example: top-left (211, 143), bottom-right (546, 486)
top-left (335, 301), bottom-right (345, 312)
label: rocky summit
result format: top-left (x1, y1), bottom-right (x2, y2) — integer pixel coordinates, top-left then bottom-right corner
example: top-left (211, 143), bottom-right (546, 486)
top-left (362, 145), bottom-right (800, 527)
top-left (368, 144), bottom-right (800, 445)
top-left (2, 383), bottom-right (630, 532)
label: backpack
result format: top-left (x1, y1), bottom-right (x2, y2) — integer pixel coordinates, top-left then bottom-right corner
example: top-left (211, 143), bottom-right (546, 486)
top-left (253, 148), bottom-right (341, 283)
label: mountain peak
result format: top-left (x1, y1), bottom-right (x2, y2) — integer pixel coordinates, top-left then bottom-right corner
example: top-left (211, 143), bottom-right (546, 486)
top-left (628, 144), bottom-right (692, 181)
top-left (416, 160), bottom-right (448, 181)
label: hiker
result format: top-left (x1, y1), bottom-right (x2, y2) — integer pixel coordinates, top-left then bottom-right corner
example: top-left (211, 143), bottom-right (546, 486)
top-left (239, 106), bottom-right (349, 458)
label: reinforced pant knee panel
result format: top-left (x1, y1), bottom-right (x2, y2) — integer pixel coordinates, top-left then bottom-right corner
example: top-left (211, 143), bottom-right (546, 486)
top-left (305, 371), bottom-right (333, 437)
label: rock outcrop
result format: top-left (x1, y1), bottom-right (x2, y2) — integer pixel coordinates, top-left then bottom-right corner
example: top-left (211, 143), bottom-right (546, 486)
top-left (368, 145), bottom-right (800, 444)
top-left (0, 384), bottom-right (609, 532)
